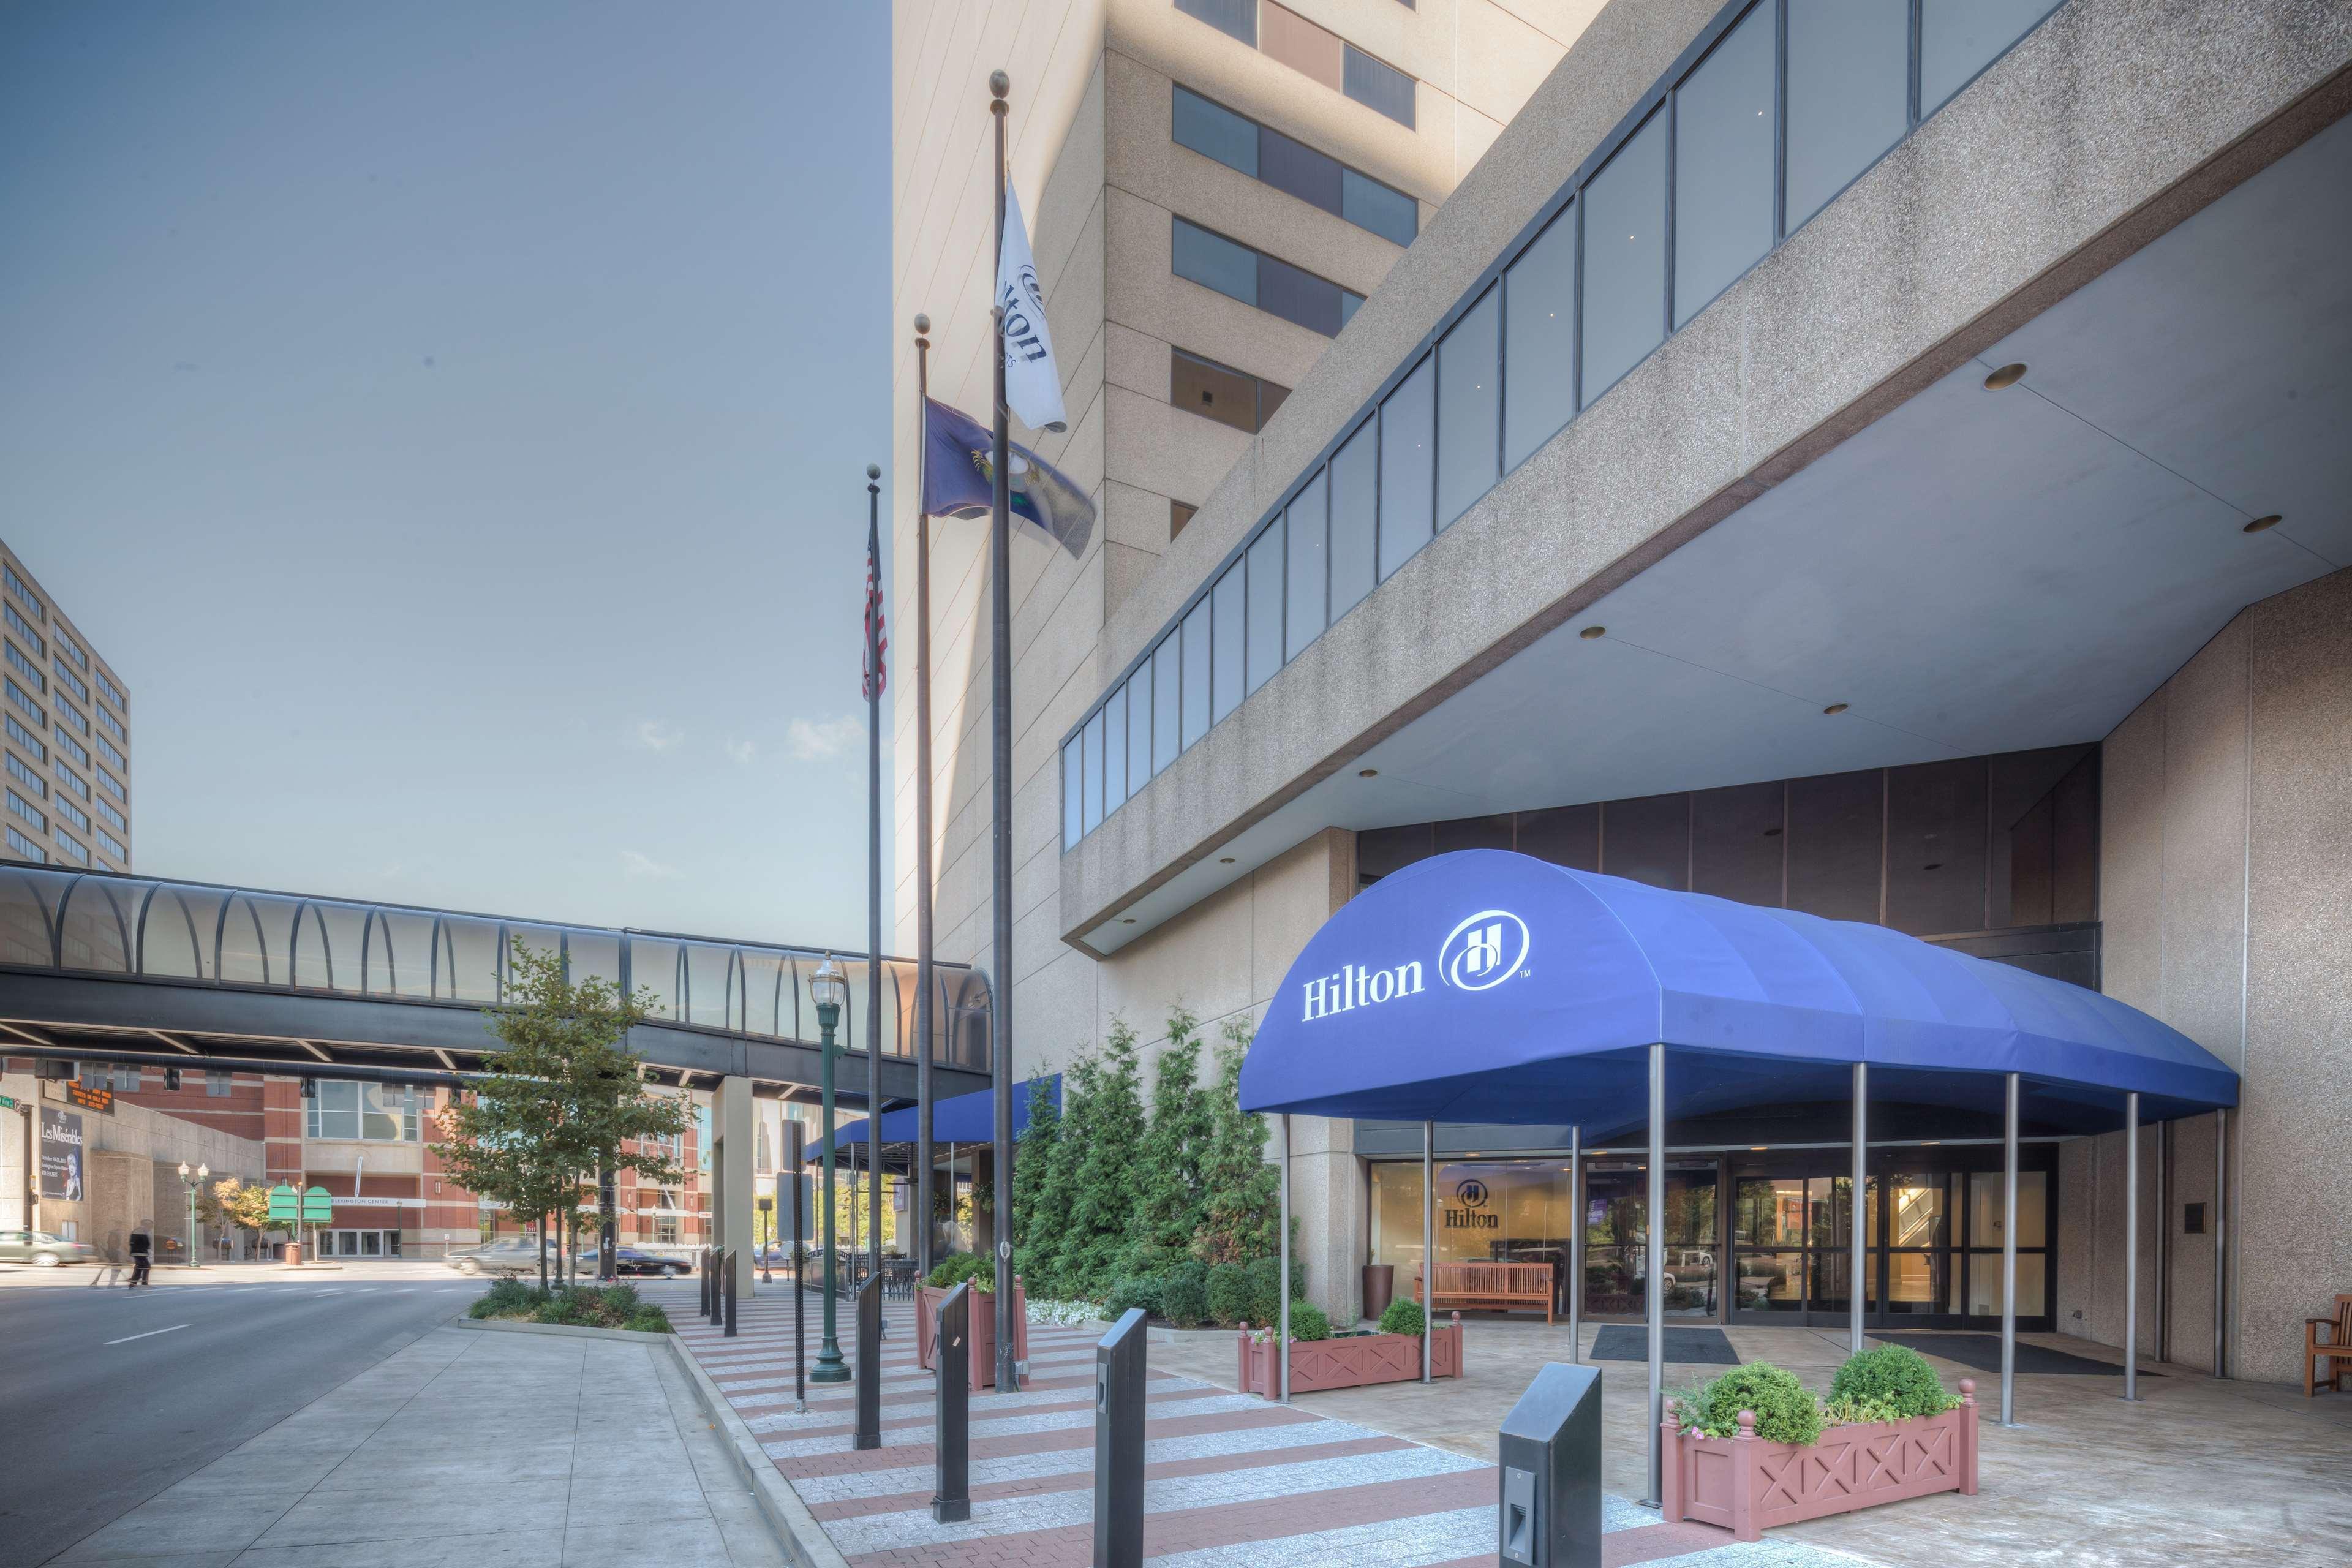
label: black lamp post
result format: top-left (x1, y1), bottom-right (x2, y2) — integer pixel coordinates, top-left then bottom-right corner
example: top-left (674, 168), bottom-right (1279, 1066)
top-left (810, 955), bottom-right (851, 1384)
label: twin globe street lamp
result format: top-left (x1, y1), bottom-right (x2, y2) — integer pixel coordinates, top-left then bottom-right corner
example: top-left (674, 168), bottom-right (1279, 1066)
top-left (809, 955), bottom-right (851, 1384)
top-left (177, 1161), bottom-right (209, 1270)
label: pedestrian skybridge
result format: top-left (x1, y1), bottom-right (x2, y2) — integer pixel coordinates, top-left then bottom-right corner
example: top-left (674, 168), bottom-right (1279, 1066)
top-left (0, 864), bottom-right (991, 1103)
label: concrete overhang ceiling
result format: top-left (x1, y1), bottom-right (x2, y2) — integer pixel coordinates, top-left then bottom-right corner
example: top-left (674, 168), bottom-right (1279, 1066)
top-left (1084, 114), bottom-right (2351, 956)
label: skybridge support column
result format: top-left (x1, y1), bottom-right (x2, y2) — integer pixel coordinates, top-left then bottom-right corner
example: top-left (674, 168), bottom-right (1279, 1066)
top-left (715, 1076), bottom-right (756, 1305)
top-left (2123, 1091), bottom-right (2140, 1403)
top-left (1644, 1042), bottom-right (1665, 1510)
top-left (1567, 1125), bottom-right (1581, 1363)
top-left (1851, 1062), bottom-right (1868, 1356)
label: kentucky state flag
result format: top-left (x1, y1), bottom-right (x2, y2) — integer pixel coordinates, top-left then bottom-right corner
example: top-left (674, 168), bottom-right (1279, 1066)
top-left (921, 398), bottom-right (1095, 559)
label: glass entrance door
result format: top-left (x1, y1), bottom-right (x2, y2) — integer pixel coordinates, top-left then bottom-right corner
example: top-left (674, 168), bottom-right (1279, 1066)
top-left (1581, 1161), bottom-right (1719, 1319)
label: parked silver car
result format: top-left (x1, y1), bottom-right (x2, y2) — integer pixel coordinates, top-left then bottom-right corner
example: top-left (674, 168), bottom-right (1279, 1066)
top-left (0, 1229), bottom-right (99, 1267)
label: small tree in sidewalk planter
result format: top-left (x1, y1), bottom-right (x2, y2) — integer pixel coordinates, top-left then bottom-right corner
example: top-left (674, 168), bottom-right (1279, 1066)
top-left (1010, 1075), bottom-right (1065, 1289)
top-left (434, 940), bottom-right (692, 1292)
top-left (1123, 1009), bottom-right (1212, 1281)
top-left (1062, 1020), bottom-right (1146, 1298)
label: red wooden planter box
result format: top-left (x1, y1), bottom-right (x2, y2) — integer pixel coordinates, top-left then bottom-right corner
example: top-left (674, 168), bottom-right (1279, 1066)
top-left (1662, 1381), bottom-right (1980, 1542)
top-left (914, 1281), bottom-right (1030, 1390)
top-left (1236, 1315), bottom-right (1464, 1398)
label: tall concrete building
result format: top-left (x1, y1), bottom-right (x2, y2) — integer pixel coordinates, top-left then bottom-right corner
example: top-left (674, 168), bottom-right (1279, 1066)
top-left (903, 0), bottom-right (2352, 1390)
top-left (0, 540), bottom-right (134, 875)
top-left (889, 0), bottom-right (1599, 1075)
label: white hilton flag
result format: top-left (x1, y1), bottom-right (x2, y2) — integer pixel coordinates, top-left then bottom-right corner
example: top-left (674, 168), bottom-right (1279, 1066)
top-left (996, 182), bottom-right (1068, 433)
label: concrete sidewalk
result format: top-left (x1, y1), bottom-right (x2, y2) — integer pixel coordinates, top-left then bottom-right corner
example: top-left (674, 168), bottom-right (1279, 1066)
top-left (50, 1322), bottom-right (788, 1567)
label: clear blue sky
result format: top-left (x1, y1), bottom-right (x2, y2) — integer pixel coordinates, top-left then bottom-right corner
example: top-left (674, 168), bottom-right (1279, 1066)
top-left (0, 3), bottom-right (899, 951)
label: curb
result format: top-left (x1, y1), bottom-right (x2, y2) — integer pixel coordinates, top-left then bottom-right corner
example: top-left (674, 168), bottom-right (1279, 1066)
top-left (450, 1316), bottom-right (676, 1345)
top-left (668, 1337), bottom-right (852, 1568)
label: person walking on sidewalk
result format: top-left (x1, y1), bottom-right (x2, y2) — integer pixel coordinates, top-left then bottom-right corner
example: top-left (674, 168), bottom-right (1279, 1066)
top-left (127, 1227), bottom-right (153, 1288)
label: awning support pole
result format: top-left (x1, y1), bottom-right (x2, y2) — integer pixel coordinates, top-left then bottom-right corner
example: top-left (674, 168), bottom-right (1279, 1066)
top-left (1278, 1113), bottom-right (1292, 1406)
top-left (2124, 1090), bottom-right (2140, 1402)
top-left (1644, 1041), bottom-right (1665, 1510)
top-left (2213, 1107), bottom-right (2228, 1380)
top-left (1567, 1123), bottom-right (1581, 1364)
top-left (1851, 1061), bottom-right (1868, 1356)
top-left (2000, 1071), bottom-right (2020, 1427)
top-left (1420, 1120), bottom-right (1433, 1384)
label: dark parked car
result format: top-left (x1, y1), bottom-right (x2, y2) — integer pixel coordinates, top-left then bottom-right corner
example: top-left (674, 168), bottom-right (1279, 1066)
top-left (571, 1246), bottom-right (692, 1279)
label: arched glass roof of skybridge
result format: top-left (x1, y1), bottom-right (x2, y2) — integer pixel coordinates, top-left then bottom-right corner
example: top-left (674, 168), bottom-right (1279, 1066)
top-left (0, 864), bottom-right (990, 1071)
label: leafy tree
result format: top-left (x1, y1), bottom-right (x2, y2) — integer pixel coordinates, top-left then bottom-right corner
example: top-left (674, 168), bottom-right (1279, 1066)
top-left (1010, 1074), bottom-right (1065, 1293)
top-left (1193, 1016), bottom-right (1280, 1265)
top-left (1124, 1009), bottom-right (1212, 1279)
top-left (434, 940), bottom-right (691, 1290)
top-left (1022, 1050), bottom-right (1098, 1297)
top-left (202, 1177), bottom-right (273, 1256)
top-left (1063, 1020), bottom-right (1146, 1297)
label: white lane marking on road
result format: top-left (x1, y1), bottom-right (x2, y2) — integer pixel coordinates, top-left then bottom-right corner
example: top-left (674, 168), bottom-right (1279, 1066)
top-left (105, 1324), bottom-right (190, 1346)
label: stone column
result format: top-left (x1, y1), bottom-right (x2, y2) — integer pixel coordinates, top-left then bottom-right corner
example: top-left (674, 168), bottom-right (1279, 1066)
top-left (1289, 1115), bottom-right (1364, 1325)
top-left (713, 1076), bottom-right (757, 1301)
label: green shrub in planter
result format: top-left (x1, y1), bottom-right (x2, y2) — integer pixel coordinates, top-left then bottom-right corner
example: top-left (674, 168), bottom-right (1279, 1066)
top-left (927, 1253), bottom-right (993, 1289)
top-left (1683, 1363), bottom-right (1821, 1446)
top-left (1830, 1343), bottom-right (1950, 1420)
top-left (622, 1306), bottom-right (673, 1333)
top-left (1378, 1297), bottom-right (1426, 1337)
top-left (1205, 1261), bottom-right (1254, 1327)
top-left (1286, 1302), bottom-right (1332, 1341)
top-left (1240, 1256), bottom-right (1303, 1326)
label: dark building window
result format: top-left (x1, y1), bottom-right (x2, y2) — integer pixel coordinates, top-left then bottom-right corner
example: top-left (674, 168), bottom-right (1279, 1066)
top-left (1990, 746), bottom-right (2098, 926)
top-left (1172, 217), bottom-right (1363, 337)
top-left (1343, 43), bottom-right (1416, 127)
top-left (1175, 0), bottom-right (1256, 47)
top-left (1691, 782), bottom-right (1784, 907)
top-left (1172, 349), bottom-right (1289, 434)
top-left (1600, 792), bottom-right (1691, 891)
top-left (1515, 804), bottom-right (1598, 872)
top-left (1175, 86), bottom-right (1420, 247)
top-left (1787, 769), bottom-right (1883, 923)
top-left (1887, 758), bottom-right (1990, 937)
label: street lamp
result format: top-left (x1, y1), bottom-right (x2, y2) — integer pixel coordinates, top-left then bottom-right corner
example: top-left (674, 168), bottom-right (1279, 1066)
top-left (178, 1161), bottom-right (209, 1270)
top-left (810, 954), bottom-right (851, 1384)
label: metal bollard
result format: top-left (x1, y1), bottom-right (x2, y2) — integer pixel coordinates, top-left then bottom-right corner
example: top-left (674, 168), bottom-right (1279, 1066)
top-left (1093, 1308), bottom-right (1148, 1568)
top-left (700, 1248), bottom-right (713, 1320)
top-left (709, 1249), bottom-right (723, 1327)
top-left (723, 1250), bottom-right (738, 1338)
top-left (931, 1281), bottom-right (971, 1523)
top-left (1497, 1363), bottom-right (1603, 1567)
top-left (853, 1273), bottom-right (883, 1451)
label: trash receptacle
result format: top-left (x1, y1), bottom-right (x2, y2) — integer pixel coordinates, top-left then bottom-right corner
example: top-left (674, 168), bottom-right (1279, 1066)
top-left (1362, 1264), bottom-right (1395, 1322)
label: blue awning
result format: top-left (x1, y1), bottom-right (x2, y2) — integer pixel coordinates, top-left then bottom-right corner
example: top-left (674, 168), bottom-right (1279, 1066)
top-left (1239, 851), bottom-right (2236, 1137)
top-left (816, 1075), bottom-right (1060, 1159)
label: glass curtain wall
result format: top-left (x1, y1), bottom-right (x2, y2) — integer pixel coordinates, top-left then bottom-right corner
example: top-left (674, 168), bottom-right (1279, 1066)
top-left (1063, 0), bottom-right (2069, 850)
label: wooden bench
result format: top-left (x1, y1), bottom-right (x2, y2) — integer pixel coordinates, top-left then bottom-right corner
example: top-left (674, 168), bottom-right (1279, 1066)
top-left (2307, 1294), bottom-right (2352, 1396)
top-left (1412, 1261), bottom-right (1555, 1324)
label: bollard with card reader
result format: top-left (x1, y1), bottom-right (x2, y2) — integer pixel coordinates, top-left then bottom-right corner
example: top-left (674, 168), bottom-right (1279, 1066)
top-left (1092, 1307), bottom-right (1147, 1567)
top-left (853, 1273), bottom-right (883, 1451)
top-left (932, 1281), bottom-right (971, 1522)
top-left (1498, 1362), bottom-right (1602, 1567)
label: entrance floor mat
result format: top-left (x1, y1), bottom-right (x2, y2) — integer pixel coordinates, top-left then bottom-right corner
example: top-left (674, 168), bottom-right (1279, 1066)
top-left (1591, 1325), bottom-right (1740, 1365)
top-left (1870, 1330), bottom-right (2160, 1376)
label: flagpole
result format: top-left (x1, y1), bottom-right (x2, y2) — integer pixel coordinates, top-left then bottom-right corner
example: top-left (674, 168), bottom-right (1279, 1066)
top-left (865, 462), bottom-right (885, 1293)
top-left (986, 67), bottom-right (1018, 1394)
top-left (912, 313), bottom-right (935, 1287)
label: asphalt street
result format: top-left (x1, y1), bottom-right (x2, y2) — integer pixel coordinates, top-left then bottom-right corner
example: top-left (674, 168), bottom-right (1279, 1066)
top-left (0, 1268), bottom-right (488, 1567)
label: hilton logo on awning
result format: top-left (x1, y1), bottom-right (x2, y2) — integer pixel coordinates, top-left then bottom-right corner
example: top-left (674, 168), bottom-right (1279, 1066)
top-left (1299, 908), bottom-right (1532, 1021)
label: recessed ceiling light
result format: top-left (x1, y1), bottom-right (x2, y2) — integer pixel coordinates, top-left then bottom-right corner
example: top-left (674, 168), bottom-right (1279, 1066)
top-left (1578, 625), bottom-right (1605, 640)
top-left (1359, 767), bottom-right (1378, 778)
top-left (1120, 918), bottom-right (1136, 924)
top-left (1218, 856), bottom-right (1235, 864)
top-left (1823, 703), bottom-right (1849, 715)
top-left (1923, 862), bottom-right (1943, 872)
top-left (1762, 826), bottom-right (1783, 838)
top-left (2243, 513), bottom-right (2282, 533)
top-left (1983, 363), bottom-right (2027, 390)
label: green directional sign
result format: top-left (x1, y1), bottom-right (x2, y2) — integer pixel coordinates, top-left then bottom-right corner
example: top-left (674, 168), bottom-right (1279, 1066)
top-left (266, 1183), bottom-right (300, 1222)
top-left (301, 1185), bottom-right (334, 1222)
top-left (0, 1093), bottom-right (19, 1109)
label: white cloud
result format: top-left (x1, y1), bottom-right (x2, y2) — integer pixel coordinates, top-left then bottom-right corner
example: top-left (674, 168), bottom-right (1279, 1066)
top-left (787, 715), bottom-right (864, 761)
top-left (633, 720), bottom-right (685, 753)
top-left (620, 849), bottom-right (681, 880)
top-left (723, 737), bottom-right (758, 766)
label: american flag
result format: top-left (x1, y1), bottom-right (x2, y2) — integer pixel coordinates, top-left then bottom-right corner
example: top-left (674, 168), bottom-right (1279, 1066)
top-left (862, 544), bottom-right (888, 702)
